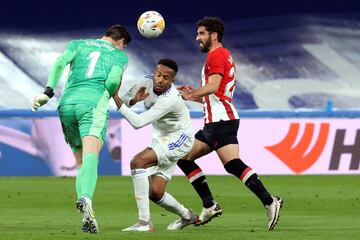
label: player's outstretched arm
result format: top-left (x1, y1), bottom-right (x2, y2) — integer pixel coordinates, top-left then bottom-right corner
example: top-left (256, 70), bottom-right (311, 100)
top-left (177, 85), bottom-right (202, 102)
top-left (31, 43), bottom-right (75, 112)
top-left (118, 97), bottom-right (172, 129)
top-left (177, 85), bottom-right (194, 92)
top-left (181, 74), bottom-right (221, 102)
top-left (47, 48), bottom-right (75, 90)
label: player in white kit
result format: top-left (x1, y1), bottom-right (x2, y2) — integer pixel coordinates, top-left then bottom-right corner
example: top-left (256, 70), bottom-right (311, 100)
top-left (113, 59), bottom-right (199, 231)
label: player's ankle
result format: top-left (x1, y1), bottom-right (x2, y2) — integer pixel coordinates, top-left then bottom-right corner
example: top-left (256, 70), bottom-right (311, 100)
top-left (203, 200), bottom-right (217, 208)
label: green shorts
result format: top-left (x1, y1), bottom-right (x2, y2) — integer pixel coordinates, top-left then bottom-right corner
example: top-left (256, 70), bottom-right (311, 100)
top-left (58, 104), bottom-right (109, 152)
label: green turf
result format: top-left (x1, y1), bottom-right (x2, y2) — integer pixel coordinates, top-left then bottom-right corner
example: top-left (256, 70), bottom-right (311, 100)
top-left (1, 175), bottom-right (359, 239)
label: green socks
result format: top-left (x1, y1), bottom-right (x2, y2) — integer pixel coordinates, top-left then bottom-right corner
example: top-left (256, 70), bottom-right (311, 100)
top-left (75, 165), bottom-right (83, 199)
top-left (76, 153), bottom-right (99, 200)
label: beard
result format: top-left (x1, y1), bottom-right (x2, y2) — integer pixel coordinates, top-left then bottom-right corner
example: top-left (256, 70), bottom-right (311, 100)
top-left (153, 88), bottom-right (162, 95)
top-left (199, 38), bottom-right (211, 53)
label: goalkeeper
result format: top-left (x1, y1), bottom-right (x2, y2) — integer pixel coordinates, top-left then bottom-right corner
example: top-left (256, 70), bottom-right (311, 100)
top-left (31, 24), bottom-right (132, 234)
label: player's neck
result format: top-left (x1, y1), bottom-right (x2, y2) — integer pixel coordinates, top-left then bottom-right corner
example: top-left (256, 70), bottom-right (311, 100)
top-left (100, 36), bottom-right (115, 45)
top-left (208, 42), bottom-right (222, 53)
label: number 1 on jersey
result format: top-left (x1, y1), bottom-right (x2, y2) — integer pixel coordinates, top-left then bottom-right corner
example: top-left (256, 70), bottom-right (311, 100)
top-left (86, 51), bottom-right (101, 78)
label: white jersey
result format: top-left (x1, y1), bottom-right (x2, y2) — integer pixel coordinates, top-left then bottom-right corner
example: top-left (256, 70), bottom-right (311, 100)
top-left (119, 74), bottom-right (194, 138)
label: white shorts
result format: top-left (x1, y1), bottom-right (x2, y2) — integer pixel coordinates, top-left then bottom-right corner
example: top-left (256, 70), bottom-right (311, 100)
top-left (148, 132), bottom-right (194, 181)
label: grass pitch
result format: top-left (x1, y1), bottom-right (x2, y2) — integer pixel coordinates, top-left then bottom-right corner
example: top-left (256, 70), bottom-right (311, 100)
top-left (1, 175), bottom-right (359, 240)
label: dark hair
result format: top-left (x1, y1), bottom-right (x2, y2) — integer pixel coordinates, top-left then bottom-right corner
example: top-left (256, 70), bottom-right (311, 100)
top-left (104, 24), bottom-right (132, 45)
top-left (158, 58), bottom-right (178, 74)
top-left (197, 17), bottom-right (224, 43)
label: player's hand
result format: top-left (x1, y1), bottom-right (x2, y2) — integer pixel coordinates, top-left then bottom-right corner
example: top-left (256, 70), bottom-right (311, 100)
top-left (177, 85), bottom-right (194, 92)
top-left (133, 87), bottom-right (150, 103)
top-left (180, 91), bottom-right (192, 100)
top-left (113, 94), bottom-right (123, 110)
top-left (31, 94), bottom-right (49, 112)
top-left (176, 85), bottom-right (191, 100)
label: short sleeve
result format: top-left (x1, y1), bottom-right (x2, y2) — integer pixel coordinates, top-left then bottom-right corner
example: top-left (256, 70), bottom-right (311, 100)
top-left (65, 40), bottom-right (79, 53)
top-left (207, 50), bottom-right (226, 76)
top-left (116, 52), bottom-right (129, 72)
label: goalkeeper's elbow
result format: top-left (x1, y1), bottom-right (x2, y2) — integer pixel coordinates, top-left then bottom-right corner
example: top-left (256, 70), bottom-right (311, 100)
top-left (106, 82), bottom-right (119, 96)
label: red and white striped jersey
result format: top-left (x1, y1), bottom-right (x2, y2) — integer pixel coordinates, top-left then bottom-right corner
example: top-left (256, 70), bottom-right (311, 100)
top-left (201, 47), bottom-right (239, 124)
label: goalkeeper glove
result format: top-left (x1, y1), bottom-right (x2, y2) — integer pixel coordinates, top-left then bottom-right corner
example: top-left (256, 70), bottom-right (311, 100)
top-left (31, 87), bottom-right (54, 112)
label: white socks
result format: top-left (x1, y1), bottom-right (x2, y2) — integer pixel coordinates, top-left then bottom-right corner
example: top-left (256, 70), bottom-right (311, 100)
top-left (156, 192), bottom-right (189, 219)
top-left (131, 169), bottom-right (150, 222)
top-left (132, 169), bottom-right (190, 221)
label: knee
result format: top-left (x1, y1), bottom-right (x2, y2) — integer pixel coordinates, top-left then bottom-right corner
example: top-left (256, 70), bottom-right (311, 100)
top-left (224, 158), bottom-right (248, 176)
top-left (149, 187), bottom-right (164, 203)
top-left (130, 156), bottom-right (144, 169)
top-left (177, 159), bottom-right (200, 173)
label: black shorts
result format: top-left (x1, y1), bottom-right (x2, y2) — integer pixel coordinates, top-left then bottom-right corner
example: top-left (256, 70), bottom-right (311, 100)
top-left (195, 119), bottom-right (239, 150)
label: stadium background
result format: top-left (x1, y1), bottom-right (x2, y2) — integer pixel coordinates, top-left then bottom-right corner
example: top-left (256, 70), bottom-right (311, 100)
top-left (0, 0), bottom-right (359, 177)
top-left (1, 1), bottom-right (360, 239)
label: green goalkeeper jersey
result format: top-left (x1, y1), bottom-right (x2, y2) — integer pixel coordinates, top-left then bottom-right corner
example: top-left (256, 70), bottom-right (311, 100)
top-left (55, 39), bottom-right (128, 108)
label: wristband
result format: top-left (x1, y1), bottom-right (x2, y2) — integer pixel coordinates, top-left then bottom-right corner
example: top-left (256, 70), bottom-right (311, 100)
top-left (43, 87), bottom-right (54, 98)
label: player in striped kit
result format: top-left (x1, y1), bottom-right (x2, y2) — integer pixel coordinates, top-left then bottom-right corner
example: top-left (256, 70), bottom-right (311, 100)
top-left (175, 17), bottom-right (283, 231)
top-left (113, 59), bottom-right (199, 231)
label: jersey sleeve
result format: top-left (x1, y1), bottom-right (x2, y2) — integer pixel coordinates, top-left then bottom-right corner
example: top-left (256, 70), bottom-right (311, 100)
top-left (118, 94), bottom-right (174, 129)
top-left (46, 40), bottom-right (77, 89)
top-left (105, 65), bottom-right (124, 96)
top-left (105, 52), bottom-right (128, 96)
top-left (207, 50), bottom-right (226, 76)
top-left (120, 83), bottom-right (138, 106)
top-left (120, 76), bottom-right (151, 106)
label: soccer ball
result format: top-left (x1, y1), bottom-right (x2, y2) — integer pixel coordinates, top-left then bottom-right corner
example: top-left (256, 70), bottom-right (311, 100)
top-left (137, 11), bottom-right (165, 38)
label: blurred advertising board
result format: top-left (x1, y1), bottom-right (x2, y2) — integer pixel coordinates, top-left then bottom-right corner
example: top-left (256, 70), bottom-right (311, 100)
top-left (1, 117), bottom-right (359, 176)
top-left (122, 119), bottom-right (360, 175)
